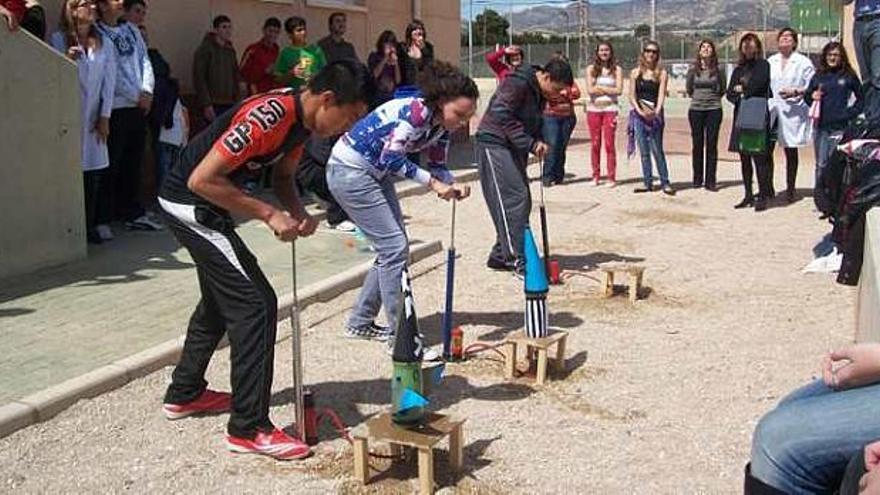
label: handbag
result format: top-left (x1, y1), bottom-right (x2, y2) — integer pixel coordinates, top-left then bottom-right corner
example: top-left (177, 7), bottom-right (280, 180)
top-left (735, 96), bottom-right (769, 154)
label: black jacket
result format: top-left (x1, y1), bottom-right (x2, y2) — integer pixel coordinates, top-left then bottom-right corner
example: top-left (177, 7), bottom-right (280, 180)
top-left (476, 66), bottom-right (544, 154)
top-left (726, 58), bottom-right (771, 152)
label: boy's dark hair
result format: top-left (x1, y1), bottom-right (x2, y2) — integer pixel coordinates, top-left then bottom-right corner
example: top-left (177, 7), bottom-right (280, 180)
top-left (285, 16), bottom-right (306, 34)
top-left (417, 61), bottom-right (479, 111)
top-left (308, 59), bottom-right (377, 106)
top-left (213, 15), bottom-right (231, 29)
top-left (264, 17), bottom-right (281, 30)
top-left (123, 0), bottom-right (146, 11)
top-left (328, 12), bottom-right (345, 29)
top-left (543, 58), bottom-right (574, 85)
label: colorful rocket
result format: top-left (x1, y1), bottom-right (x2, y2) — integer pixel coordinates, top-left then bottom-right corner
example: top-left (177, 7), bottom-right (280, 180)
top-left (524, 227), bottom-right (549, 339)
top-left (391, 268), bottom-right (429, 426)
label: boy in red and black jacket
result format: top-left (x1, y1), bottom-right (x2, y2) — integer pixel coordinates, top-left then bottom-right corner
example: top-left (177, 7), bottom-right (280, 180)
top-left (159, 60), bottom-right (374, 461)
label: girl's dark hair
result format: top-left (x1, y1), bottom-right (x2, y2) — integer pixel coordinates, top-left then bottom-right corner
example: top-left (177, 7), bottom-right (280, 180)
top-left (416, 61), bottom-right (479, 111)
top-left (284, 16), bottom-right (306, 34)
top-left (590, 40), bottom-right (616, 77)
top-left (375, 30), bottom-right (397, 53)
top-left (818, 41), bottom-right (858, 78)
top-left (212, 15), bottom-right (230, 29)
top-left (405, 19), bottom-right (426, 45)
top-left (694, 39), bottom-right (719, 77)
top-left (308, 59), bottom-right (377, 106)
top-left (778, 26), bottom-right (799, 49)
top-left (63, 0), bottom-right (100, 50)
top-left (737, 33), bottom-right (763, 66)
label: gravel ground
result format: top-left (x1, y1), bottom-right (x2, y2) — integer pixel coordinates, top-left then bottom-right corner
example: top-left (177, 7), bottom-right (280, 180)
top-left (0, 137), bottom-right (855, 494)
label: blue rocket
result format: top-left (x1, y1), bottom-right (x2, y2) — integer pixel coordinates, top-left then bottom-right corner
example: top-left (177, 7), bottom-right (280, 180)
top-left (523, 227), bottom-right (549, 338)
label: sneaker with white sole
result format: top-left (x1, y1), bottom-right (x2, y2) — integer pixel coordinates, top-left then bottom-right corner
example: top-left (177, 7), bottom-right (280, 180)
top-left (163, 389), bottom-right (232, 420)
top-left (345, 322), bottom-right (392, 341)
top-left (125, 214), bottom-right (164, 231)
top-left (329, 220), bottom-right (357, 233)
top-left (226, 427), bottom-right (311, 461)
top-left (96, 224), bottom-right (114, 241)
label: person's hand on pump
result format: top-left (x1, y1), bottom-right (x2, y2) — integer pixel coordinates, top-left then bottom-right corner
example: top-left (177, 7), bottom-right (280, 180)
top-left (293, 210), bottom-right (318, 236)
top-left (430, 178), bottom-right (469, 201)
top-left (268, 210), bottom-right (300, 241)
top-left (532, 141), bottom-right (548, 159)
top-left (821, 343), bottom-right (880, 390)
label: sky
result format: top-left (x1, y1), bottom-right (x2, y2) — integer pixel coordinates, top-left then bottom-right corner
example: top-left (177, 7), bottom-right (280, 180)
top-left (461, 0), bottom-right (630, 19)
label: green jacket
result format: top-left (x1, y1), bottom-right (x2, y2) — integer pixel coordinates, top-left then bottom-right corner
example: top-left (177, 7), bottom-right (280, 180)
top-left (193, 32), bottom-right (241, 107)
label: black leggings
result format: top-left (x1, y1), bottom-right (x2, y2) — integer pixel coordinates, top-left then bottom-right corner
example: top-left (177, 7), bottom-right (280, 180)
top-left (740, 152), bottom-right (772, 199)
top-left (769, 144), bottom-right (799, 194)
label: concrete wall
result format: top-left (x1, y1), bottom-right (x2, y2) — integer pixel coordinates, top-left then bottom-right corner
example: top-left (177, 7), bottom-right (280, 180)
top-left (857, 209), bottom-right (880, 343)
top-left (40, 0), bottom-right (461, 94)
top-left (0, 25), bottom-right (84, 279)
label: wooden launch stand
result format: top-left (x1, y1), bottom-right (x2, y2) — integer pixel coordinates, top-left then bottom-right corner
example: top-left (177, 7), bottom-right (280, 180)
top-left (598, 262), bottom-right (645, 303)
top-left (351, 412), bottom-right (465, 495)
top-left (503, 329), bottom-right (568, 385)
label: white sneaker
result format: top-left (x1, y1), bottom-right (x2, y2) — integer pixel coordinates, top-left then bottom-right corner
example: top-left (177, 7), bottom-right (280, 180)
top-left (96, 224), bottom-right (114, 241)
top-left (331, 220), bottom-right (357, 233)
top-left (422, 347), bottom-right (441, 362)
top-left (125, 214), bottom-right (164, 231)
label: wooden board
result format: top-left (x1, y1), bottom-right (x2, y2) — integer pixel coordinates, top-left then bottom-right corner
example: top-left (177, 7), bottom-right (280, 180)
top-left (351, 412), bottom-right (465, 450)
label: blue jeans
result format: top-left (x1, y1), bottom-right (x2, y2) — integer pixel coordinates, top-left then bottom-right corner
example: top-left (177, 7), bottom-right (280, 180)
top-left (634, 118), bottom-right (670, 188)
top-left (156, 142), bottom-right (181, 188)
top-left (542, 114), bottom-right (576, 182)
top-left (326, 161), bottom-right (408, 333)
top-left (855, 16), bottom-right (880, 123)
top-left (813, 128), bottom-right (842, 189)
top-left (751, 379), bottom-right (880, 493)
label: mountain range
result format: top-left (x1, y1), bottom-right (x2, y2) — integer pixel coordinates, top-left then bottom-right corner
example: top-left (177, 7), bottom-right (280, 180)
top-left (498, 1), bottom-right (790, 33)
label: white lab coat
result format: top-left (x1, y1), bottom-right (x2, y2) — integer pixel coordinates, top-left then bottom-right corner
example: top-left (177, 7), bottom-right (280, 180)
top-left (50, 32), bottom-right (117, 171)
top-left (768, 52), bottom-right (815, 148)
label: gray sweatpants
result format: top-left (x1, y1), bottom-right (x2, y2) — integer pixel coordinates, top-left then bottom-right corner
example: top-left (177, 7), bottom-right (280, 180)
top-left (476, 141), bottom-right (532, 264)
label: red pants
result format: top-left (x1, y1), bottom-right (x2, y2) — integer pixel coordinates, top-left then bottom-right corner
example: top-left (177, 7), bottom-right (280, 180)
top-left (587, 111), bottom-right (618, 181)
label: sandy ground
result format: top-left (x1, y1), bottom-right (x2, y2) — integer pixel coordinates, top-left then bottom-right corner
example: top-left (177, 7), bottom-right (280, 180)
top-left (0, 134), bottom-right (856, 493)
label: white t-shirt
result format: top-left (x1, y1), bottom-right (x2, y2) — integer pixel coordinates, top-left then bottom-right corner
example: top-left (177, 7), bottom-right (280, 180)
top-left (159, 99), bottom-right (187, 147)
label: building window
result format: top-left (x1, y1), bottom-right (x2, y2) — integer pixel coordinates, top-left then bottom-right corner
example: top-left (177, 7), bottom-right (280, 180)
top-left (305, 0), bottom-right (367, 12)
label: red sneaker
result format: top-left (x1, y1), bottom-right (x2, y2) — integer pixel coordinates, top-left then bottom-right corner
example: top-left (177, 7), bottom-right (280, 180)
top-left (226, 428), bottom-right (312, 460)
top-left (163, 389), bottom-right (232, 420)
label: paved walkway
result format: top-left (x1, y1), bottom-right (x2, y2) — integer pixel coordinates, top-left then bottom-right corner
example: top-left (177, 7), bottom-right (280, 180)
top-left (0, 143), bottom-right (476, 404)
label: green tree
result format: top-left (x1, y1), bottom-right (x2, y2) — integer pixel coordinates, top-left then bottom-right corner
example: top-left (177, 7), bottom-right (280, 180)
top-left (474, 8), bottom-right (509, 45)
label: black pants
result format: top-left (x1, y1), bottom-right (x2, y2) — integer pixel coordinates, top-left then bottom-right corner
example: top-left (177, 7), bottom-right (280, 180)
top-left (103, 107), bottom-right (147, 223)
top-left (296, 154), bottom-right (349, 226)
top-left (160, 199), bottom-right (279, 438)
top-left (688, 108), bottom-right (722, 188)
top-left (740, 152), bottom-right (772, 199)
top-left (477, 141), bottom-right (531, 264)
top-left (769, 142), bottom-right (800, 194)
top-left (83, 169), bottom-right (104, 238)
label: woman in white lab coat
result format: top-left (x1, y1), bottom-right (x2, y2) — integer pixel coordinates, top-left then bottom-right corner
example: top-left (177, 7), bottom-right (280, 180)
top-left (768, 27), bottom-right (815, 203)
top-left (50, 0), bottom-right (117, 244)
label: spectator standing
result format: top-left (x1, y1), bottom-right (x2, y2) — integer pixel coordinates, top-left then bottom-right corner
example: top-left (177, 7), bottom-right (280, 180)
top-left (846, 0), bottom-right (880, 125)
top-left (727, 33), bottom-right (773, 212)
top-left (542, 52), bottom-right (580, 186)
top-left (476, 58), bottom-right (573, 274)
top-left (96, 0), bottom-right (159, 237)
top-left (628, 41), bottom-right (675, 195)
top-left (275, 16), bottom-right (326, 92)
top-left (401, 19), bottom-right (434, 85)
top-left (804, 42), bottom-right (863, 189)
top-left (20, 0), bottom-right (45, 38)
top-left (193, 15), bottom-right (241, 123)
top-left (52, 0), bottom-right (116, 244)
top-left (0, 0), bottom-right (25, 31)
top-left (239, 17), bottom-right (281, 96)
top-left (317, 11), bottom-right (357, 63)
top-left (585, 41), bottom-right (623, 186)
top-left (686, 39), bottom-right (726, 191)
top-left (367, 30), bottom-right (404, 105)
top-left (768, 27), bottom-right (815, 203)
top-left (485, 44), bottom-right (524, 83)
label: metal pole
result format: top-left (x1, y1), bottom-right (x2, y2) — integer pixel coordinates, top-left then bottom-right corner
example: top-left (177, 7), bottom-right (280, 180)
top-left (468, 0), bottom-right (473, 78)
top-left (651, 0), bottom-right (656, 40)
top-left (290, 241), bottom-right (305, 441)
top-left (509, 0), bottom-right (514, 46)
